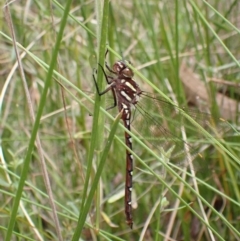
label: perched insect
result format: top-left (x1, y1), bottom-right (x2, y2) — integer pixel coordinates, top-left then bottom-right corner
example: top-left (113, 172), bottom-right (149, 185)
top-left (93, 55), bottom-right (225, 228)
top-left (94, 59), bottom-right (140, 228)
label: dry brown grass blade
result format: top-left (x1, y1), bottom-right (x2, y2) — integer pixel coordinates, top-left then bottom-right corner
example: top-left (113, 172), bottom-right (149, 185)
top-left (180, 62), bottom-right (240, 121)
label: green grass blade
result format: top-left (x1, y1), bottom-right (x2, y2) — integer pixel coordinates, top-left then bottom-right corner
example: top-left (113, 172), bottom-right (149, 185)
top-left (5, 1), bottom-right (73, 240)
top-left (72, 111), bottom-right (122, 239)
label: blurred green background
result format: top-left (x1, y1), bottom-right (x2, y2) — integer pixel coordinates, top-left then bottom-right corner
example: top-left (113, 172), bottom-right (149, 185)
top-left (1, 0), bottom-right (240, 240)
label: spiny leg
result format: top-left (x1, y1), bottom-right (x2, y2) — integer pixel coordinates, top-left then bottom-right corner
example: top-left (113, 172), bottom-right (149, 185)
top-left (93, 65), bottom-right (118, 111)
top-left (98, 63), bottom-right (113, 84)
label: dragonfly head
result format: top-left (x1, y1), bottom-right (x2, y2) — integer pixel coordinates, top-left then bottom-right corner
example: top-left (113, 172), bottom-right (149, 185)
top-left (113, 60), bottom-right (134, 78)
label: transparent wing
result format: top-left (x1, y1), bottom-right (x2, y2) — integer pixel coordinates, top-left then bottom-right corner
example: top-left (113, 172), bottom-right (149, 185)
top-left (130, 91), bottom-right (229, 177)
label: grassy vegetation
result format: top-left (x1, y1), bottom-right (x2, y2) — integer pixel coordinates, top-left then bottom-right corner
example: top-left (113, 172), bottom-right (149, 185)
top-left (1, 0), bottom-right (240, 240)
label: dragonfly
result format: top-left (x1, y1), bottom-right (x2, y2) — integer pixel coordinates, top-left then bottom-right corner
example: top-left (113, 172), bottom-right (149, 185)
top-left (93, 55), bottom-right (222, 229)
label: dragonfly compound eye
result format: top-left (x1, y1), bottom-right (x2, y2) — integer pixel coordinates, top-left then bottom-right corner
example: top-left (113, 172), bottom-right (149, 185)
top-left (113, 61), bottom-right (124, 73)
top-left (122, 67), bottom-right (134, 78)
